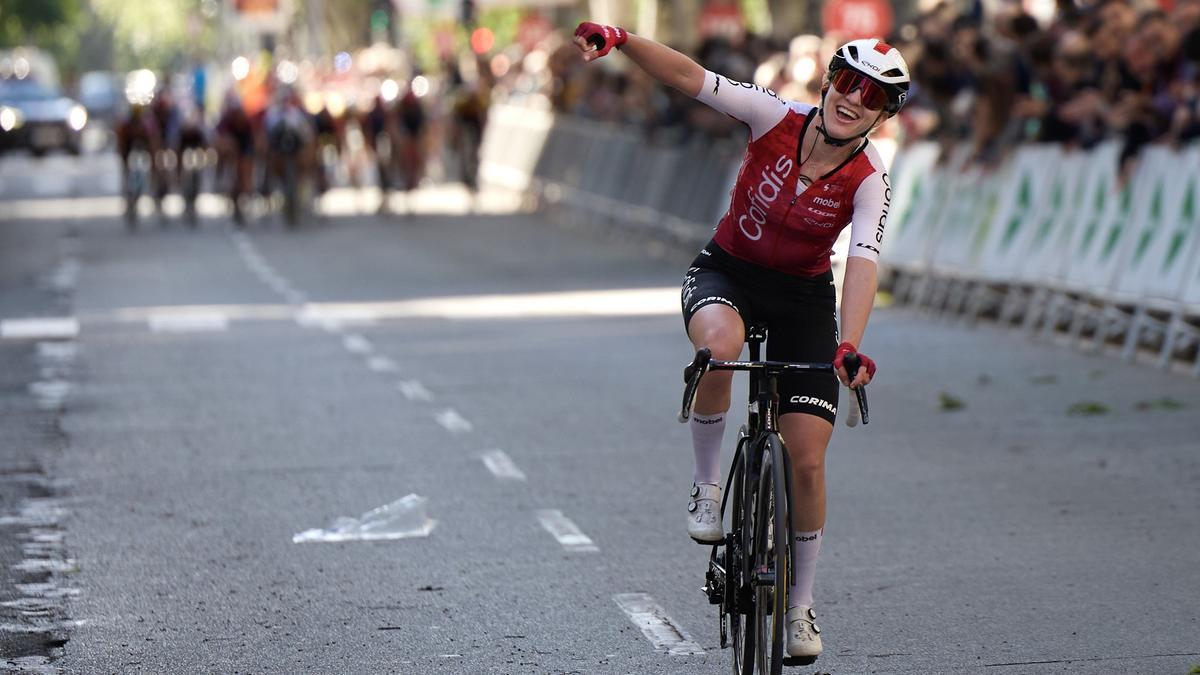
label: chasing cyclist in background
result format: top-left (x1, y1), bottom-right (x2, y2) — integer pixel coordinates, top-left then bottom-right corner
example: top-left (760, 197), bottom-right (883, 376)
top-left (114, 101), bottom-right (163, 212)
top-left (215, 89), bottom-right (257, 225)
top-left (573, 22), bottom-right (906, 663)
top-left (361, 92), bottom-right (397, 214)
top-left (395, 81), bottom-right (428, 207)
top-left (447, 57), bottom-right (491, 199)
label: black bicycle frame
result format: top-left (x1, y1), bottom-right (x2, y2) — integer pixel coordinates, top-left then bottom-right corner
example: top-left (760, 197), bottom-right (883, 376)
top-left (681, 323), bottom-right (868, 669)
top-left (707, 325), bottom-right (858, 591)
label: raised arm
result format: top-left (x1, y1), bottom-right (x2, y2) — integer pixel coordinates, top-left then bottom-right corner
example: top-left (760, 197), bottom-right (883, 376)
top-left (573, 22), bottom-right (793, 140)
top-left (573, 23), bottom-right (704, 97)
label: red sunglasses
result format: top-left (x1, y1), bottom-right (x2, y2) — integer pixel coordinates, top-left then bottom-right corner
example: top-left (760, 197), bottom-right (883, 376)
top-left (829, 69), bottom-right (888, 111)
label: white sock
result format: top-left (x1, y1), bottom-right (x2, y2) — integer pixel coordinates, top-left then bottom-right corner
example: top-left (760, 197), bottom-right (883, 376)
top-left (789, 529), bottom-right (822, 609)
top-left (689, 411), bottom-right (726, 485)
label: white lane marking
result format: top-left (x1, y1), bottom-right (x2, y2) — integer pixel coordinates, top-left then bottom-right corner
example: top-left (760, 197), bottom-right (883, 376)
top-left (2, 597), bottom-right (60, 612)
top-left (434, 408), bottom-right (473, 433)
top-left (28, 381), bottom-right (71, 410)
top-left (0, 499), bottom-right (69, 527)
top-left (78, 285), bottom-right (676, 329)
top-left (342, 334), bottom-right (373, 354)
top-left (1, 318), bottom-right (79, 340)
top-left (294, 287), bottom-right (679, 320)
top-left (397, 380), bottom-right (433, 401)
top-left (0, 619), bottom-right (86, 634)
top-left (15, 582), bottom-right (80, 599)
top-left (480, 450), bottom-right (526, 481)
top-left (294, 305), bottom-right (378, 327)
top-left (294, 314), bottom-right (345, 332)
top-left (243, 260), bottom-right (269, 276)
top-left (12, 558), bottom-right (77, 574)
top-left (148, 311), bottom-right (229, 333)
top-left (366, 356), bottom-right (398, 372)
top-left (36, 341), bottom-right (77, 381)
top-left (35, 341), bottom-right (77, 363)
top-left (48, 259), bottom-right (80, 291)
top-left (613, 593), bottom-right (705, 655)
top-left (536, 510), bottom-right (598, 552)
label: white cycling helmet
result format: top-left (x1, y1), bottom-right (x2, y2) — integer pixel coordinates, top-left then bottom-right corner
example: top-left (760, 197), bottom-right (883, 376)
top-left (827, 38), bottom-right (910, 115)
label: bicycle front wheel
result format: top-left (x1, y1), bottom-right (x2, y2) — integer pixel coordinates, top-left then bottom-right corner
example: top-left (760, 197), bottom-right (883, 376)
top-left (753, 434), bottom-right (790, 675)
top-left (727, 433), bottom-right (755, 675)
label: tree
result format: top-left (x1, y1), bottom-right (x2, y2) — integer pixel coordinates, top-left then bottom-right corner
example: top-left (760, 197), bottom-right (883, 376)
top-left (0, 0), bottom-right (80, 45)
top-left (0, 0), bottom-right (86, 82)
top-left (90, 0), bottom-right (216, 72)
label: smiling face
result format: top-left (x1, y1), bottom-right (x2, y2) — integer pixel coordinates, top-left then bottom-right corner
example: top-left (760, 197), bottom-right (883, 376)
top-left (822, 71), bottom-right (888, 138)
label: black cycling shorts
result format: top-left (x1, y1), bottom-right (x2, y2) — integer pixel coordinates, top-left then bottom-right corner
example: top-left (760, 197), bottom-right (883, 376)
top-left (681, 241), bottom-right (840, 424)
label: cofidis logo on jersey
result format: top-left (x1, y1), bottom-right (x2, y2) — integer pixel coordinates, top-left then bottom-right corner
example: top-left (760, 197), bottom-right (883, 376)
top-left (738, 154), bottom-right (794, 241)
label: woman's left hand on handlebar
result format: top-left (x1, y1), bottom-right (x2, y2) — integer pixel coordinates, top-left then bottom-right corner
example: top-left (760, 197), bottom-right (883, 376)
top-left (834, 341), bottom-right (876, 389)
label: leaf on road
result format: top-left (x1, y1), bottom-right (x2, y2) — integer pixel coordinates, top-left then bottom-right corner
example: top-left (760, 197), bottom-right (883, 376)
top-left (938, 392), bottom-right (964, 411)
top-left (1067, 401), bottom-right (1110, 416)
top-left (1134, 397), bottom-right (1185, 411)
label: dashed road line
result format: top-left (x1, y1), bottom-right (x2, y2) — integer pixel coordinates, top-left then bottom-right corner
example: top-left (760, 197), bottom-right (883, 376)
top-left (536, 510), bottom-right (597, 552)
top-left (480, 450), bottom-right (526, 481)
top-left (35, 341), bottom-right (77, 362)
top-left (366, 356), bottom-right (398, 372)
top-left (342, 334), bottom-right (373, 354)
top-left (1, 318), bottom-right (80, 340)
top-left (434, 408), bottom-right (472, 433)
top-left (398, 380), bottom-right (433, 402)
top-left (48, 258), bottom-right (80, 291)
top-left (613, 593), bottom-right (705, 655)
top-left (28, 380), bottom-right (71, 411)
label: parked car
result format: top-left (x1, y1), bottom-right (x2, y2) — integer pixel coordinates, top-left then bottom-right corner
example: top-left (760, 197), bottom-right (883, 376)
top-left (0, 77), bottom-right (87, 155)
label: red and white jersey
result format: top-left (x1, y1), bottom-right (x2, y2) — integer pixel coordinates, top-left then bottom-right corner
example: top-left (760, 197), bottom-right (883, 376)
top-left (696, 70), bottom-right (891, 276)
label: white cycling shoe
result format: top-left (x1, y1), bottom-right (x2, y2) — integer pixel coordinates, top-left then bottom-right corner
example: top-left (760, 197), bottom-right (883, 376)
top-left (687, 482), bottom-right (722, 543)
top-left (785, 606), bottom-right (823, 660)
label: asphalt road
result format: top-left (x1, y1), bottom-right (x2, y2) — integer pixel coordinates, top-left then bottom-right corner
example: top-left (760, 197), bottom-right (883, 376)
top-left (1, 151), bottom-right (1198, 674)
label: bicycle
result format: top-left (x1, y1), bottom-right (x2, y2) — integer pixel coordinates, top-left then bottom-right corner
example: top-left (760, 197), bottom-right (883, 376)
top-left (180, 146), bottom-right (206, 229)
top-left (678, 323), bottom-right (868, 675)
top-left (124, 143), bottom-right (152, 231)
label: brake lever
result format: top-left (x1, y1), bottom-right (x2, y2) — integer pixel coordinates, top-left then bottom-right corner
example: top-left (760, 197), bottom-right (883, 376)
top-left (841, 353), bottom-right (869, 426)
top-left (679, 348), bottom-right (713, 423)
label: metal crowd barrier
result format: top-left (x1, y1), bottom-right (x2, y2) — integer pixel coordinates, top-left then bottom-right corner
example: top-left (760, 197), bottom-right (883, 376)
top-left (480, 103), bottom-right (1200, 373)
top-left (888, 140), bottom-right (1200, 374)
top-left (481, 102), bottom-right (742, 248)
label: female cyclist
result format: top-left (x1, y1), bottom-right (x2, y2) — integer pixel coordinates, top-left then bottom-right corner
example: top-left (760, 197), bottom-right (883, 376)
top-left (572, 23), bottom-right (908, 661)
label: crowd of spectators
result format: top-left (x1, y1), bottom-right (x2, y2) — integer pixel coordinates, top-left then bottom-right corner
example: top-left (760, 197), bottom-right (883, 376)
top-left (897, 0), bottom-right (1200, 168)
top-left (492, 0), bottom-right (1200, 172)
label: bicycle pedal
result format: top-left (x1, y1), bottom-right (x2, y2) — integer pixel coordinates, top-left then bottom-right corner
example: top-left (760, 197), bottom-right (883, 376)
top-left (781, 655), bottom-right (818, 667)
